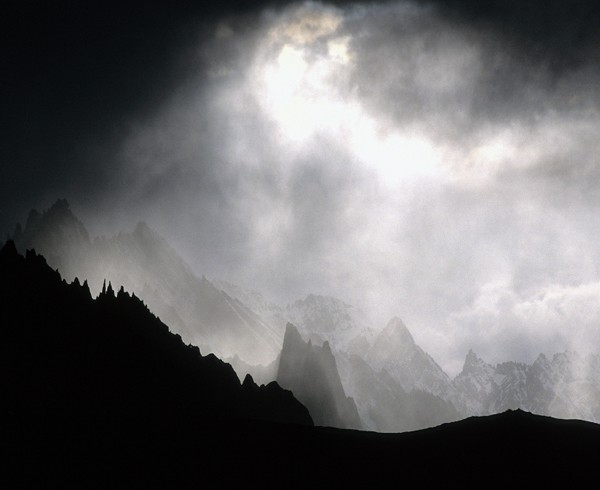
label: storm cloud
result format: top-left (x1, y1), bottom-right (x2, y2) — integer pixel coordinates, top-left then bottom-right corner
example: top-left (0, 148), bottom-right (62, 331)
top-left (3, 0), bottom-right (600, 374)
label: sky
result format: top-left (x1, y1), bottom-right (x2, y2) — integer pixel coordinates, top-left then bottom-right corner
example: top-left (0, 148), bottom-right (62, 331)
top-left (3, 0), bottom-right (600, 375)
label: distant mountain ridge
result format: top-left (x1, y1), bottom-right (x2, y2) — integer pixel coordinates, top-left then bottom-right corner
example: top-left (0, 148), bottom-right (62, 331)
top-left (221, 283), bottom-right (600, 428)
top-left (452, 349), bottom-right (600, 421)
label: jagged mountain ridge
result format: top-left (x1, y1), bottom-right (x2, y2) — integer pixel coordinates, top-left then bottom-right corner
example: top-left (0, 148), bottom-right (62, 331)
top-left (213, 271), bottom-right (600, 428)
top-left (367, 317), bottom-right (455, 399)
top-left (227, 318), bottom-right (460, 432)
top-left (217, 282), bottom-right (462, 431)
top-left (453, 349), bottom-right (600, 422)
top-left (11, 200), bottom-right (600, 430)
top-left (1, 243), bottom-right (598, 481)
top-left (286, 294), bottom-right (377, 353)
top-left (12, 198), bottom-right (91, 277)
top-left (0, 240), bottom-right (313, 429)
top-left (12, 200), bottom-right (283, 365)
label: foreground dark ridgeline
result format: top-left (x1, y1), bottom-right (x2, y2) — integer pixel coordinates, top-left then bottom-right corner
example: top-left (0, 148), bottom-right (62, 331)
top-left (0, 239), bottom-right (312, 426)
top-left (2, 241), bottom-right (600, 487)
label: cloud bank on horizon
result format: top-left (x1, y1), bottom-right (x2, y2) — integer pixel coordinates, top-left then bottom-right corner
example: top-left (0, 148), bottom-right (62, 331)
top-left (3, 1), bottom-right (600, 375)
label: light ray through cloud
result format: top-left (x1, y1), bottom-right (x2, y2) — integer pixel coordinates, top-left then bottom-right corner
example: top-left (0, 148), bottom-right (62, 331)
top-left (78, 1), bottom-right (600, 375)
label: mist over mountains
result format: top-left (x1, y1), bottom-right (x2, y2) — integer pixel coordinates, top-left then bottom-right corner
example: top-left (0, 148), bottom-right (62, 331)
top-left (3, 236), bottom-right (600, 486)
top-left (10, 199), bottom-right (600, 433)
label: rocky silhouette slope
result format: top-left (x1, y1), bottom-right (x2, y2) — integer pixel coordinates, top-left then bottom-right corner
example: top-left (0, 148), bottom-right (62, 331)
top-left (0, 240), bottom-right (312, 432)
top-left (12, 199), bottom-right (283, 365)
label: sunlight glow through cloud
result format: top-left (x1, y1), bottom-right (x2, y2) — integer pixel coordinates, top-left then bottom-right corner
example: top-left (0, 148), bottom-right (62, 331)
top-left (255, 3), bottom-right (444, 184)
top-left (117, 0), bottom-right (600, 376)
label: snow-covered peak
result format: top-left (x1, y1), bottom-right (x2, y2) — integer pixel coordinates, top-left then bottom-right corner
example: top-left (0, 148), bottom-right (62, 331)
top-left (288, 294), bottom-right (354, 333)
top-left (460, 349), bottom-right (489, 377)
top-left (452, 350), bottom-right (498, 414)
top-left (451, 349), bottom-right (600, 423)
top-left (286, 294), bottom-right (376, 352)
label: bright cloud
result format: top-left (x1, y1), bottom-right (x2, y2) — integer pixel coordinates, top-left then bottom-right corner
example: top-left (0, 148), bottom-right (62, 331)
top-left (116, 1), bottom-right (600, 375)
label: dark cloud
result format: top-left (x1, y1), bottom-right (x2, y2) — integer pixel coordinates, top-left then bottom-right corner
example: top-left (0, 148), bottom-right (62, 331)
top-left (433, 0), bottom-right (600, 64)
top-left (0, 0), bottom-right (285, 235)
top-left (1, 1), bottom-right (187, 233)
top-left (3, 0), bottom-right (598, 232)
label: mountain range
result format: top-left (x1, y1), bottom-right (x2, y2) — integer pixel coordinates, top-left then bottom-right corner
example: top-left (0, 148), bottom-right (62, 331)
top-left (3, 237), bottom-right (600, 486)
top-left (452, 348), bottom-right (600, 421)
top-left (10, 199), bottom-right (600, 432)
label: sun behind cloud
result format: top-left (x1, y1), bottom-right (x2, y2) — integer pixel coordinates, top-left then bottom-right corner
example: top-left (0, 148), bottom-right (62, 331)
top-left (254, 3), bottom-right (444, 184)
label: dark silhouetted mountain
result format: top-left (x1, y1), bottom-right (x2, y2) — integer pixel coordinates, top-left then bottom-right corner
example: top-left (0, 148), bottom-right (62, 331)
top-left (276, 323), bottom-right (362, 429)
top-left (12, 198), bottom-right (90, 278)
top-left (12, 200), bottom-right (283, 365)
top-left (0, 240), bottom-right (312, 435)
top-left (227, 353), bottom-right (279, 386)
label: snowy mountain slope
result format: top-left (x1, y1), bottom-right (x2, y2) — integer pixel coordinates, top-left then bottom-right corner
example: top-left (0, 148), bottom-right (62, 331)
top-left (213, 283), bottom-right (378, 356)
top-left (451, 350), bottom-right (503, 415)
top-left (366, 317), bottom-right (456, 400)
top-left (286, 294), bottom-right (378, 354)
top-left (452, 349), bottom-right (600, 422)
